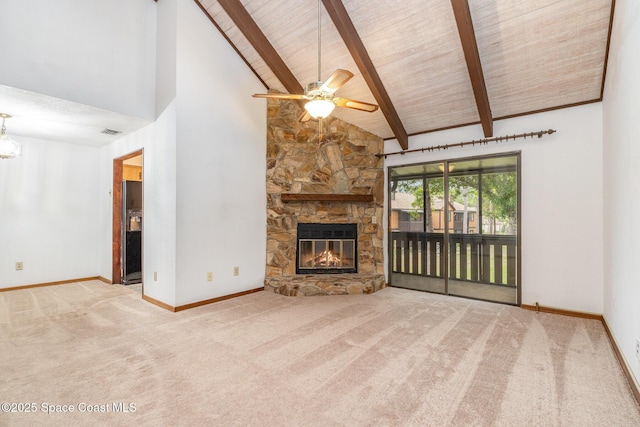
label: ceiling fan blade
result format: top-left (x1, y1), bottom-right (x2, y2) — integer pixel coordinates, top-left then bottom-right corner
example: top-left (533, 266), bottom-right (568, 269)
top-left (334, 97), bottom-right (379, 112)
top-left (319, 69), bottom-right (354, 93)
top-left (252, 93), bottom-right (307, 100)
top-left (299, 111), bottom-right (312, 122)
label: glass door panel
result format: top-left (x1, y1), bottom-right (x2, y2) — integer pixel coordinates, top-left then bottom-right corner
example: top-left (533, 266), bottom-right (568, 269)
top-left (390, 169), bottom-right (446, 294)
top-left (447, 172), bottom-right (480, 283)
top-left (447, 156), bottom-right (518, 304)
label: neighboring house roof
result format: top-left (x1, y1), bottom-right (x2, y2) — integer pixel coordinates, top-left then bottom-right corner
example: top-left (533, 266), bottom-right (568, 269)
top-left (390, 192), bottom-right (417, 210)
top-left (391, 192), bottom-right (477, 212)
top-left (446, 200), bottom-right (477, 213)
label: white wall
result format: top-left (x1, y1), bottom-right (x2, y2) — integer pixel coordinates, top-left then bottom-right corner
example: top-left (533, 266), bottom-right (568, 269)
top-left (1, 0), bottom-right (265, 307)
top-left (156, 0), bottom-right (178, 116)
top-left (1, 0), bottom-right (156, 120)
top-left (385, 103), bottom-right (604, 314)
top-left (98, 102), bottom-right (178, 306)
top-left (0, 137), bottom-right (101, 288)
top-left (97, 0), bottom-right (180, 306)
top-left (602, 0), bottom-right (640, 387)
top-left (96, 0), bottom-right (266, 307)
top-left (0, 0), bottom-right (159, 291)
top-left (173, 0), bottom-right (267, 306)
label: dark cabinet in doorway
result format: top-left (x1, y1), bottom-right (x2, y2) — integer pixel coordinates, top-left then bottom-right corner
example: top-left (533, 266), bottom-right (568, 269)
top-left (122, 180), bottom-right (142, 284)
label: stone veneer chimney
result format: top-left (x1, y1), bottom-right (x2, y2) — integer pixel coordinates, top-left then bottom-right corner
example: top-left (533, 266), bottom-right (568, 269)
top-left (264, 97), bottom-right (386, 296)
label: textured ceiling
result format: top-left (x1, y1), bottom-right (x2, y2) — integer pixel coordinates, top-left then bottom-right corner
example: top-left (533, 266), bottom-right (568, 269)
top-left (0, 85), bottom-right (151, 147)
top-left (197, 0), bottom-right (613, 149)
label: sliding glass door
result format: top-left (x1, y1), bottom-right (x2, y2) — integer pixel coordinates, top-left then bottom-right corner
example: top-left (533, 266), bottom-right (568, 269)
top-left (389, 153), bottom-right (520, 305)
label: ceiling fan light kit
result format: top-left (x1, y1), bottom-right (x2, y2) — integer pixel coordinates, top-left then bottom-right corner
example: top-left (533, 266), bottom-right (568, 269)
top-left (304, 98), bottom-right (336, 119)
top-left (0, 113), bottom-right (22, 160)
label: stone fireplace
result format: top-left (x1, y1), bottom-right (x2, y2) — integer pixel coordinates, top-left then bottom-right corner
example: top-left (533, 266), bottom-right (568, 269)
top-left (264, 97), bottom-right (386, 296)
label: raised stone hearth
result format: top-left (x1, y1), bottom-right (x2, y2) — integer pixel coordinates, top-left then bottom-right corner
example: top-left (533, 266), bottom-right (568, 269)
top-left (265, 97), bottom-right (386, 296)
top-left (265, 274), bottom-right (386, 296)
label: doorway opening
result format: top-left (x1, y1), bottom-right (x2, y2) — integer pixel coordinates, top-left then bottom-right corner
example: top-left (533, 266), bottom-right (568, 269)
top-left (112, 150), bottom-right (143, 293)
top-left (388, 152), bottom-right (521, 305)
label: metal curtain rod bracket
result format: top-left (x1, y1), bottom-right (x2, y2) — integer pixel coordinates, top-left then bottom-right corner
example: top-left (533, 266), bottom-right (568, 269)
top-left (377, 129), bottom-right (556, 159)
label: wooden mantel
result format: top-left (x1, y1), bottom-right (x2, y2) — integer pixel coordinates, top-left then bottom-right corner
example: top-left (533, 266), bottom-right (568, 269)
top-left (280, 193), bottom-right (374, 202)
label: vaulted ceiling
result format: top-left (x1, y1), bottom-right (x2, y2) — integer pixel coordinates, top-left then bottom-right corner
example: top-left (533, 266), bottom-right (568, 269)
top-left (196, 0), bottom-right (614, 150)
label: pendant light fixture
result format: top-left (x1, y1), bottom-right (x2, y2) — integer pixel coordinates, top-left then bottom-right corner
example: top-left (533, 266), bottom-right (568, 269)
top-left (0, 114), bottom-right (21, 159)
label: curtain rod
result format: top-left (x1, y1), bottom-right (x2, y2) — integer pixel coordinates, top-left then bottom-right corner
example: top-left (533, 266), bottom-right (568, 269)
top-left (377, 129), bottom-right (556, 159)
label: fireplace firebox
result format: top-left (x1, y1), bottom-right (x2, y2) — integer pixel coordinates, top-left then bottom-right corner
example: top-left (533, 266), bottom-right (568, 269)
top-left (296, 223), bottom-right (357, 274)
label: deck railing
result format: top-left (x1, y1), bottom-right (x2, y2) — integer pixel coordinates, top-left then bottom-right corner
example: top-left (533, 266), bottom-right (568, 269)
top-left (391, 232), bottom-right (517, 286)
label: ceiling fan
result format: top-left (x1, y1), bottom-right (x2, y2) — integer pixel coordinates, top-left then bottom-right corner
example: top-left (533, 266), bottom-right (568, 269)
top-left (252, 69), bottom-right (378, 121)
top-left (252, 0), bottom-right (378, 121)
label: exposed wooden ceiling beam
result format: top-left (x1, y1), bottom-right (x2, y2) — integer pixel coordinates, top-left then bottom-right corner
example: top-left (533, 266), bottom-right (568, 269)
top-left (216, 0), bottom-right (304, 97)
top-left (450, 0), bottom-right (493, 137)
top-left (322, 0), bottom-right (409, 150)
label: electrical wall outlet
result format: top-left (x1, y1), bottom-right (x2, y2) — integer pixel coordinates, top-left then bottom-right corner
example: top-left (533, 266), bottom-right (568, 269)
top-left (153, 272), bottom-right (158, 281)
top-left (207, 272), bottom-right (213, 282)
top-left (15, 262), bottom-right (23, 271)
top-left (636, 337), bottom-right (640, 361)
top-left (233, 266), bottom-right (239, 276)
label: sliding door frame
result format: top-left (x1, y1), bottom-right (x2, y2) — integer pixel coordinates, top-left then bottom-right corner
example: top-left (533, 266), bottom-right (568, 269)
top-left (387, 151), bottom-right (522, 305)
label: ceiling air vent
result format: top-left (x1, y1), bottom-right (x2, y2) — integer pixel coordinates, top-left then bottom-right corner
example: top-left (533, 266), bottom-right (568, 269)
top-left (101, 128), bottom-right (122, 135)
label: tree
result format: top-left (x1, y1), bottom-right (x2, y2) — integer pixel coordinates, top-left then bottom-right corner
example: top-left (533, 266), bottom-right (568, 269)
top-left (448, 173), bottom-right (516, 234)
top-left (395, 178), bottom-right (443, 232)
top-left (481, 172), bottom-right (517, 234)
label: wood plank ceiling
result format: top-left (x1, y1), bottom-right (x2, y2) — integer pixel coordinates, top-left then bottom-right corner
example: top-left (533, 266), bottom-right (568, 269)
top-left (196, 0), bottom-right (614, 150)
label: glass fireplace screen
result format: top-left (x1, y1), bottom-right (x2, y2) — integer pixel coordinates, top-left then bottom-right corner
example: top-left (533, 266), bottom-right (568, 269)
top-left (298, 239), bottom-right (356, 270)
top-left (296, 223), bottom-right (358, 274)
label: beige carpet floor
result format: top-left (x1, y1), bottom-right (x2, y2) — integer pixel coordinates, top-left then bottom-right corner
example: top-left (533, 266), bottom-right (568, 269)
top-left (1, 280), bottom-right (639, 426)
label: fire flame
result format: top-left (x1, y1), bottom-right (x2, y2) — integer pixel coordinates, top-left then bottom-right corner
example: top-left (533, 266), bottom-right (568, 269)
top-left (314, 250), bottom-right (341, 267)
